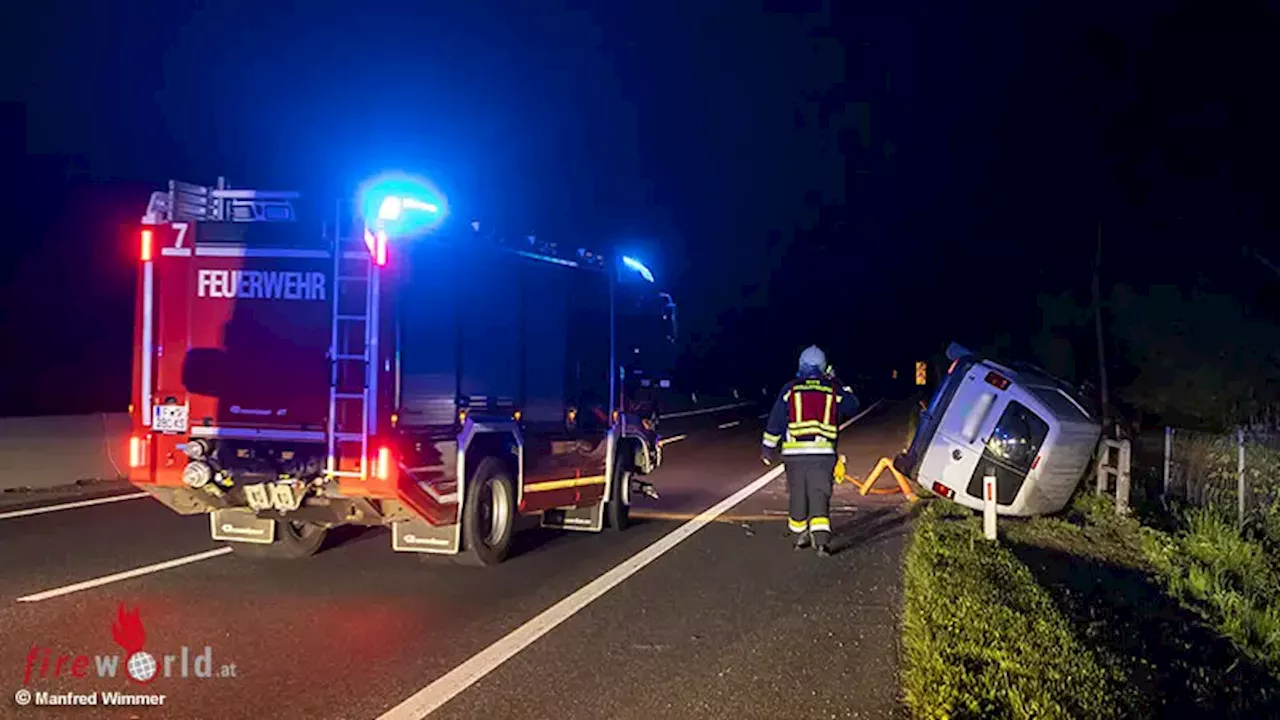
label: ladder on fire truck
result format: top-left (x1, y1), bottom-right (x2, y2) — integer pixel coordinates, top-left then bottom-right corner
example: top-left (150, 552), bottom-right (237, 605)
top-left (325, 207), bottom-right (379, 481)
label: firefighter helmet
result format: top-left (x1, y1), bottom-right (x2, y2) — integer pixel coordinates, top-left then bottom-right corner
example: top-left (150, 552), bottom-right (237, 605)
top-left (798, 345), bottom-right (827, 375)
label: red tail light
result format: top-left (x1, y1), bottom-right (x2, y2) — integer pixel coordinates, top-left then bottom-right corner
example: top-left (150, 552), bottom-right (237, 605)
top-left (984, 371), bottom-right (1011, 390)
top-left (375, 230), bottom-right (388, 267)
top-left (931, 481), bottom-right (955, 500)
top-left (140, 229), bottom-right (154, 262)
top-left (364, 228), bottom-right (389, 266)
top-left (374, 447), bottom-right (391, 480)
top-left (1031, 455), bottom-right (1040, 470)
top-left (129, 435), bottom-right (147, 469)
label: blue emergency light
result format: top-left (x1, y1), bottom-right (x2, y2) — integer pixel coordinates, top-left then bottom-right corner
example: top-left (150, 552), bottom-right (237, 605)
top-left (621, 256), bottom-right (655, 283)
top-left (378, 196), bottom-right (440, 221)
top-left (359, 172), bottom-right (446, 237)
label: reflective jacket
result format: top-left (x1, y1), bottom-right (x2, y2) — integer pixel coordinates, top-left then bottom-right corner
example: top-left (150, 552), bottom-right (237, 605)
top-left (762, 375), bottom-right (860, 456)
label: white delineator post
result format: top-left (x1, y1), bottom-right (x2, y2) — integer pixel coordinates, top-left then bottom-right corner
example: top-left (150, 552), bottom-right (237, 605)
top-left (983, 472), bottom-right (997, 541)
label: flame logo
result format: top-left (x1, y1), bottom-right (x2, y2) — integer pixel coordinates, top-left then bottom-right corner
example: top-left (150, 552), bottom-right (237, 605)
top-left (111, 603), bottom-right (146, 654)
top-left (111, 604), bottom-right (157, 684)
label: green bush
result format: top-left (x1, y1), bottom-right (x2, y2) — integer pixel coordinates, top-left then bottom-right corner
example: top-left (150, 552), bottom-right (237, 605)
top-left (901, 501), bottom-right (1122, 720)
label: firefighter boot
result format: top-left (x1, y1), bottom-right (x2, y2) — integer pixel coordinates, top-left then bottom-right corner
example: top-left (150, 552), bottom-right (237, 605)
top-left (793, 531), bottom-right (811, 550)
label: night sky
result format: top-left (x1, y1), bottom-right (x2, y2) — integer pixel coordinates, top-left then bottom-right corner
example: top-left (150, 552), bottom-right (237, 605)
top-left (3, 0), bottom-right (1279, 416)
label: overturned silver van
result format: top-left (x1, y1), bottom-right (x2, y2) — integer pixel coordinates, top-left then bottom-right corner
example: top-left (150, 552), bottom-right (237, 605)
top-left (896, 343), bottom-right (1102, 517)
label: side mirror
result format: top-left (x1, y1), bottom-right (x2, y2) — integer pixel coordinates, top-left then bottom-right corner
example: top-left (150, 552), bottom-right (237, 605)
top-left (660, 294), bottom-right (678, 343)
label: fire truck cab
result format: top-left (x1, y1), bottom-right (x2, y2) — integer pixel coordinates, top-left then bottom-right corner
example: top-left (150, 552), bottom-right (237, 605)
top-left (128, 177), bottom-right (676, 565)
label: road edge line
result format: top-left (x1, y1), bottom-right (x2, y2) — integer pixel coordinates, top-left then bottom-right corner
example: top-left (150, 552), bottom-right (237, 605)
top-left (0, 491), bottom-right (150, 521)
top-left (15, 547), bottom-right (233, 603)
top-left (658, 401), bottom-right (755, 420)
top-left (839, 398), bottom-right (884, 431)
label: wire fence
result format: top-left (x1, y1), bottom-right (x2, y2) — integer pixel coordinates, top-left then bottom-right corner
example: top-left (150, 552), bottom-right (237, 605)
top-left (1163, 426), bottom-right (1280, 526)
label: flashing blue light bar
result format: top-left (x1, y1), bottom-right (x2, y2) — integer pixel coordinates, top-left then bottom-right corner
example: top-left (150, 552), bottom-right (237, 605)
top-left (377, 196), bottom-right (441, 221)
top-left (359, 172), bottom-right (446, 237)
top-left (378, 196), bottom-right (403, 220)
top-left (622, 256), bottom-right (655, 283)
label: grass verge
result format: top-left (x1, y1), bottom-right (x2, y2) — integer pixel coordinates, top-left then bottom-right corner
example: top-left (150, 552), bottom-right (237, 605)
top-left (901, 500), bottom-right (1122, 720)
top-left (901, 494), bottom-right (1280, 719)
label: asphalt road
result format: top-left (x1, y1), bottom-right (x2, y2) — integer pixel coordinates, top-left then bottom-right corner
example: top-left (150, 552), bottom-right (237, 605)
top-left (0, 399), bottom-right (914, 720)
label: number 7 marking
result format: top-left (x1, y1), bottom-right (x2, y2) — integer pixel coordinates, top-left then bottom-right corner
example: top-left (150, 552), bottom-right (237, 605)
top-left (173, 222), bottom-right (190, 248)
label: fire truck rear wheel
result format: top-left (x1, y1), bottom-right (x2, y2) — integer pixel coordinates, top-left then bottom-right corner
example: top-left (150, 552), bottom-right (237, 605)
top-left (456, 459), bottom-right (516, 567)
top-left (230, 521), bottom-right (328, 560)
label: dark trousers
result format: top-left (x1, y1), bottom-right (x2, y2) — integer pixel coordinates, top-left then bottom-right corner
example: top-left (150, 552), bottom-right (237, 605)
top-left (784, 454), bottom-right (836, 546)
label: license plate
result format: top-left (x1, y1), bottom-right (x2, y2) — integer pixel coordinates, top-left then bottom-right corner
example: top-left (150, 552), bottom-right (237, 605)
top-left (152, 405), bottom-right (189, 434)
top-left (243, 482), bottom-right (305, 512)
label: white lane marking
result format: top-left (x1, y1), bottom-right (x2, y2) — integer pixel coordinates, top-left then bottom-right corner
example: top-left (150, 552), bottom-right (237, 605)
top-left (0, 491), bottom-right (150, 521)
top-left (658, 401), bottom-right (754, 420)
top-left (16, 547), bottom-right (232, 603)
top-left (717, 420), bottom-right (741, 429)
top-left (376, 406), bottom-right (879, 720)
top-left (656, 434), bottom-right (687, 447)
top-left (377, 468), bottom-right (784, 720)
top-left (840, 398), bottom-right (884, 431)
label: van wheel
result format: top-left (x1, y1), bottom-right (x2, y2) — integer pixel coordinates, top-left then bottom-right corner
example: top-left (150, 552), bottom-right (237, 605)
top-left (456, 459), bottom-right (516, 567)
top-left (607, 463), bottom-right (632, 532)
top-left (230, 520), bottom-right (328, 559)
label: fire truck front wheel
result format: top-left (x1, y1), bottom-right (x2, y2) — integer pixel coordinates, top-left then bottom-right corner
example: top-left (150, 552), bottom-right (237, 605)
top-left (230, 520), bottom-right (328, 560)
top-left (607, 462), bottom-right (632, 532)
top-left (456, 459), bottom-right (516, 567)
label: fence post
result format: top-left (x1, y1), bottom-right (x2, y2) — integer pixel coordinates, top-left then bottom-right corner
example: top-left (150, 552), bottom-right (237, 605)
top-left (983, 471), bottom-right (997, 541)
top-left (1237, 427), bottom-right (1246, 529)
top-left (1116, 439), bottom-right (1131, 516)
top-left (1096, 442), bottom-right (1109, 496)
top-left (1163, 427), bottom-right (1173, 498)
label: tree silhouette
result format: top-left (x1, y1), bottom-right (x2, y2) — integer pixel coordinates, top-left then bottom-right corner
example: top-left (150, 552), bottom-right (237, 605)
top-left (1109, 284), bottom-right (1280, 430)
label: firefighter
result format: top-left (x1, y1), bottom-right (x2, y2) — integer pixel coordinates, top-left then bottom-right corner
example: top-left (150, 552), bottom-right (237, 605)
top-left (761, 346), bottom-right (860, 556)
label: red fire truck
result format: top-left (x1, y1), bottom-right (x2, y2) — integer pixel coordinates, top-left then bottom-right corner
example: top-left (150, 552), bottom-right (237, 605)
top-left (128, 177), bottom-right (676, 565)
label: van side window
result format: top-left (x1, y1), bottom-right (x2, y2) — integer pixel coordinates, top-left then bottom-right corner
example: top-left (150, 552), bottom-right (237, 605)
top-left (985, 401), bottom-right (1049, 472)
